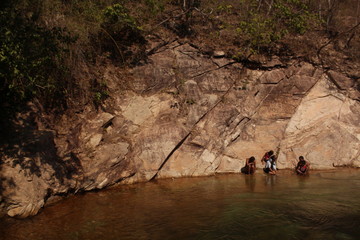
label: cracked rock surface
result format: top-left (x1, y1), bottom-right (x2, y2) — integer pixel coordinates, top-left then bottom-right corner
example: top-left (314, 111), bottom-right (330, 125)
top-left (1, 41), bottom-right (359, 217)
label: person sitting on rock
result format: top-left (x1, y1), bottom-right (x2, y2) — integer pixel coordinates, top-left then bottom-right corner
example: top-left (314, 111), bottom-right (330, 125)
top-left (264, 155), bottom-right (277, 175)
top-left (296, 156), bottom-right (309, 175)
top-left (241, 156), bottom-right (256, 174)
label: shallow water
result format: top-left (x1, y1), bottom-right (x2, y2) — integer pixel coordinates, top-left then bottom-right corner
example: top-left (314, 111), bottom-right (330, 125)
top-left (1, 169), bottom-right (359, 240)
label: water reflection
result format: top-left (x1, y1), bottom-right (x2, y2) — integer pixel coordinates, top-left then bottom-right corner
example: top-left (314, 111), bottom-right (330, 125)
top-left (244, 175), bottom-right (256, 192)
top-left (0, 170), bottom-right (359, 240)
top-left (264, 174), bottom-right (277, 187)
top-left (244, 172), bottom-right (277, 192)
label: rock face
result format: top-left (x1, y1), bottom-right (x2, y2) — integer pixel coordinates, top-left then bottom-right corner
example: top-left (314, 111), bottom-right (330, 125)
top-left (1, 41), bottom-right (359, 217)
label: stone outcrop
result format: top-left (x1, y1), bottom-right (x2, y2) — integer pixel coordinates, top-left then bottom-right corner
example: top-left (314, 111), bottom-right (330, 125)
top-left (1, 41), bottom-right (359, 217)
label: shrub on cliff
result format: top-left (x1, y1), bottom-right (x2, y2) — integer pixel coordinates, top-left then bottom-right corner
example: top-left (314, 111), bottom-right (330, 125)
top-left (97, 3), bottom-right (146, 64)
top-left (0, 0), bottom-right (146, 117)
top-left (0, 2), bottom-right (75, 116)
top-left (234, 0), bottom-right (319, 57)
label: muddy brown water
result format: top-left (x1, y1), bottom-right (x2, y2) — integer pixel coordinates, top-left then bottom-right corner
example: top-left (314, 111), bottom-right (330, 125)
top-left (0, 169), bottom-right (359, 240)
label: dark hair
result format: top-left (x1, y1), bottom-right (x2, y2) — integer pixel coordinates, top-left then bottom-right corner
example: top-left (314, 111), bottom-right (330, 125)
top-left (249, 156), bottom-right (255, 162)
top-left (271, 155), bottom-right (277, 161)
top-left (268, 150), bottom-right (274, 155)
top-left (299, 156), bottom-right (304, 160)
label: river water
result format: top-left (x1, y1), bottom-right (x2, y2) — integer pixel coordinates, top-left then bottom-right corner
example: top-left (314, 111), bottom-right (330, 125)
top-left (0, 169), bottom-right (359, 240)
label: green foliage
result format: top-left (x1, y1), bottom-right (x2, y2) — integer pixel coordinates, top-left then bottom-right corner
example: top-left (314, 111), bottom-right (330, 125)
top-left (99, 3), bottom-right (145, 62)
top-left (91, 79), bottom-right (109, 108)
top-left (102, 3), bottom-right (139, 30)
top-left (237, 13), bottom-right (282, 54)
top-left (216, 4), bottom-right (233, 14)
top-left (144, 0), bottom-right (166, 15)
top-left (0, 0), bottom-right (148, 116)
top-left (235, 0), bottom-right (319, 55)
top-left (273, 0), bottom-right (314, 34)
top-left (0, 6), bottom-right (75, 113)
top-left (70, 0), bottom-right (104, 22)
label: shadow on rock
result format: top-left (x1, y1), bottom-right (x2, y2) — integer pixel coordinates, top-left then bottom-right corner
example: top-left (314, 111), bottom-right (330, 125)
top-left (0, 108), bottom-right (82, 217)
top-left (0, 112), bottom-right (81, 183)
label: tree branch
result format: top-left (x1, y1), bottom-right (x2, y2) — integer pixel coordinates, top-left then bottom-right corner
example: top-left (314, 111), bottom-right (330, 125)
top-left (317, 21), bottom-right (360, 64)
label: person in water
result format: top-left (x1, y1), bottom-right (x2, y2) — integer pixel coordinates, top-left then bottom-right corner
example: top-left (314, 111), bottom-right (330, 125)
top-left (264, 155), bottom-right (277, 175)
top-left (296, 156), bottom-right (309, 175)
top-left (241, 156), bottom-right (256, 174)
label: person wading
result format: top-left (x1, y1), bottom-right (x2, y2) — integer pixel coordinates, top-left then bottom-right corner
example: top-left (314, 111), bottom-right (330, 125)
top-left (296, 156), bottom-right (309, 175)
